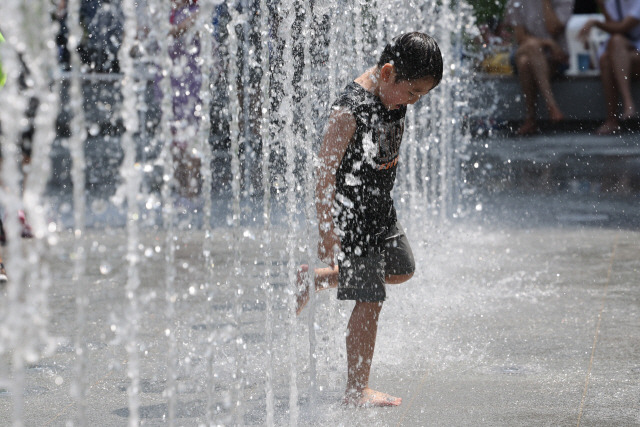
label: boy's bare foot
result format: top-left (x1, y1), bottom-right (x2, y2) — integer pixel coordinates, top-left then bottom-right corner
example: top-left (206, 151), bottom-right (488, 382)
top-left (516, 119), bottom-right (538, 136)
top-left (595, 120), bottom-right (620, 135)
top-left (295, 264), bottom-right (310, 316)
top-left (343, 388), bottom-right (402, 408)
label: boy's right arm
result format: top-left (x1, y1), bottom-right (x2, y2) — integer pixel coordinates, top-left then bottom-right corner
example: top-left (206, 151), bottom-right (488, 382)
top-left (316, 107), bottom-right (356, 266)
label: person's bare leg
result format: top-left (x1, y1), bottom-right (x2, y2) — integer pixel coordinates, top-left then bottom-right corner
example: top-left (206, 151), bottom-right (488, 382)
top-left (515, 47), bottom-right (539, 135)
top-left (608, 34), bottom-right (638, 120)
top-left (344, 301), bottom-right (401, 407)
top-left (597, 49), bottom-right (621, 135)
top-left (524, 41), bottom-right (564, 122)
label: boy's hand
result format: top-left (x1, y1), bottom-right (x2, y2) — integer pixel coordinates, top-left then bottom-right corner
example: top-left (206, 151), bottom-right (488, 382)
top-left (318, 230), bottom-right (340, 267)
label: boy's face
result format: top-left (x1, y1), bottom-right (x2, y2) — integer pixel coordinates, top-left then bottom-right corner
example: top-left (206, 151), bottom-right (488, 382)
top-left (378, 63), bottom-right (436, 110)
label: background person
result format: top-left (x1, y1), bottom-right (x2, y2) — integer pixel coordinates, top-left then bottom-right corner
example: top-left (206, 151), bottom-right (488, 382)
top-left (580, 0), bottom-right (640, 135)
top-left (169, 0), bottom-right (203, 201)
top-left (505, 0), bottom-right (575, 135)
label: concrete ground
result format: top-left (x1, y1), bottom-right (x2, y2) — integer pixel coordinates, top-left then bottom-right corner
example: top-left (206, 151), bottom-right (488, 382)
top-left (0, 196), bottom-right (638, 426)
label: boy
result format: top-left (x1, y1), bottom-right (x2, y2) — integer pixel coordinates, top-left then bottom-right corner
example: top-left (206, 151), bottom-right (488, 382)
top-left (296, 32), bottom-right (443, 407)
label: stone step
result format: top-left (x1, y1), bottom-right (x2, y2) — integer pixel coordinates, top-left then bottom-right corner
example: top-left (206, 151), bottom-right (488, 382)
top-left (467, 130), bottom-right (640, 194)
top-left (473, 73), bottom-right (640, 122)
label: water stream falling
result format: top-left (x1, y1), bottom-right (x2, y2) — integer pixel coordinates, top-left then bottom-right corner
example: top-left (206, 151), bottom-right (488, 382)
top-left (0, 0), bottom-right (478, 424)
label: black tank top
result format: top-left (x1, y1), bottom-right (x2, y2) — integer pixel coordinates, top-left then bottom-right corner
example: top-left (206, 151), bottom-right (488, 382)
top-left (332, 82), bottom-right (406, 241)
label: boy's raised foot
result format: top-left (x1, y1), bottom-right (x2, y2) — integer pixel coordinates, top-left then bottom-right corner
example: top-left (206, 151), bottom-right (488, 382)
top-left (343, 388), bottom-right (402, 408)
top-left (295, 264), bottom-right (310, 316)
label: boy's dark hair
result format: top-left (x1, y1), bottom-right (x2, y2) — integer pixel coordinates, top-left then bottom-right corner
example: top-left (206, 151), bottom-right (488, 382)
top-left (377, 32), bottom-right (443, 87)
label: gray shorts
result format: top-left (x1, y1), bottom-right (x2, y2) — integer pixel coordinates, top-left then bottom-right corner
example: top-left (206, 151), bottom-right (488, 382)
top-left (337, 222), bottom-right (415, 302)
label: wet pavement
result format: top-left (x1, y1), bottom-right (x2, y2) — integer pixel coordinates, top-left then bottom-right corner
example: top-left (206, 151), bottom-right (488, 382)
top-left (0, 195), bottom-right (639, 426)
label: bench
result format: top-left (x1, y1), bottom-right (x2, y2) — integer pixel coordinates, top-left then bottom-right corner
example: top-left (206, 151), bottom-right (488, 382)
top-left (473, 73), bottom-right (640, 123)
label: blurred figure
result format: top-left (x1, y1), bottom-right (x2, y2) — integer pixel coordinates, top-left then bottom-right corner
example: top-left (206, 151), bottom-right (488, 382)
top-left (478, 16), bottom-right (516, 75)
top-left (505, 0), bottom-right (575, 135)
top-left (54, 0), bottom-right (71, 70)
top-left (79, 0), bottom-right (100, 29)
top-left (131, 0), bottom-right (163, 148)
top-left (77, 0), bottom-right (124, 73)
top-left (580, 0), bottom-right (640, 135)
top-left (0, 30), bottom-right (6, 284)
top-left (169, 0), bottom-right (202, 200)
top-left (0, 30), bottom-right (35, 237)
top-left (0, 30), bottom-right (5, 86)
top-left (0, 29), bottom-right (33, 285)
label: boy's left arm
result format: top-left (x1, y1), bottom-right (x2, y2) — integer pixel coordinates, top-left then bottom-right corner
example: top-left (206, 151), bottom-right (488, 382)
top-left (315, 108), bottom-right (355, 266)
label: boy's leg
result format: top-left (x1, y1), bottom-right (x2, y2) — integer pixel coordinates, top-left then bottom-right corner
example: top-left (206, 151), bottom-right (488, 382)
top-left (344, 301), bottom-right (401, 407)
top-left (342, 221), bottom-right (409, 405)
top-left (297, 221), bottom-right (415, 314)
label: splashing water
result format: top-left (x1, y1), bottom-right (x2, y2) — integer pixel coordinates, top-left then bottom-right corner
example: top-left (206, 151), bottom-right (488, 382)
top-left (0, 0), bottom-right (478, 425)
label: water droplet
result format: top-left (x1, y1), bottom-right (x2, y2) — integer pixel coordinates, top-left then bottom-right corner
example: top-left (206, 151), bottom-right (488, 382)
top-left (99, 263), bottom-right (112, 275)
top-left (48, 235), bottom-right (59, 246)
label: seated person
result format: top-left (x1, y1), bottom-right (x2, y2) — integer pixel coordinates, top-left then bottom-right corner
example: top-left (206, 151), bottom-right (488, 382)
top-left (505, 0), bottom-right (575, 135)
top-left (580, 0), bottom-right (640, 135)
top-left (477, 16), bottom-right (515, 75)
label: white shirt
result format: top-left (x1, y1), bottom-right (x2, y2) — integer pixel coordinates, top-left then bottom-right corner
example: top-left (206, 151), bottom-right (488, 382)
top-left (505, 0), bottom-right (575, 52)
top-left (605, 0), bottom-right (640, 41)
